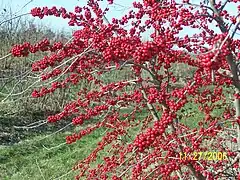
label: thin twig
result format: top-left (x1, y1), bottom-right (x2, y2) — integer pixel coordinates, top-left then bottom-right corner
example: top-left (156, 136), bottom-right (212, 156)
top-left (14, 0), bottom-right (33, 15)
top-left (37, 122), bottom-right (73, 142)
top-left (1, 71), bottom-right (32, 102)
top-left (214, 153), bottom-right (240, 176)
top-left (0, 79), bottom-right (40, 98)
top-left (118, 148), bottom-right (137, 167)
top-left (52, 169), bottom-right (74, 180)
top-left (0, 53), bottom-right (11, 60)
top-left (118, 154), bottom-right (150, 178)
top-left (42, 142), bottom-right (66, 151)
top-left (0, 13), bottom-right (30, 26)
top-left (220, 0), bottom-right (230, 12)
top-left (14, 121), bottom-right (47, 129)
top-left (38, 43), bottom-right (94, 87)
top-left (36, 159), bottom-right (46, 180)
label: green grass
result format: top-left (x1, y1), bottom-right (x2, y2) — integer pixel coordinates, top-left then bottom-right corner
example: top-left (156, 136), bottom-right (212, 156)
top-left (0, 128), bottom-right (106, 180)
top-left (0, 107), bottom-right (149, 180)
top-left (0, 87), bottom-right (230, 180)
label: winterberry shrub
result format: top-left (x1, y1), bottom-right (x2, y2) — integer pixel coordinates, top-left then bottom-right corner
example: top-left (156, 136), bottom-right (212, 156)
top-left (10, 0), bottom-right (240, 179)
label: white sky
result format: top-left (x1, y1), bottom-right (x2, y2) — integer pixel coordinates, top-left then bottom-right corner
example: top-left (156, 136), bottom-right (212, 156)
top-left (0, 0), bottom-right (135, 32)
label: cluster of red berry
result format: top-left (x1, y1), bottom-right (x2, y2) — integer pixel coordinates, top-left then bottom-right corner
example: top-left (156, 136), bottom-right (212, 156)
top-left (9, 0), bottom-right (240, 179)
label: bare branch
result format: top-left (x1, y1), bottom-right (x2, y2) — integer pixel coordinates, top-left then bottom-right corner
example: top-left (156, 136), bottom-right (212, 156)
top-left (38, 42), bottom-right (94, 87)
top-left (0, 78), bottom-right (40, 101)
top-left (0, 13), bottom-right (30, 26)
top-left (0, 53), bottom-right (11, 60)
top-left (36, 122), bottom-right (73, 142)
top-left (178, 2), bottom-right (214, 12)
top-left (214, 153), bottom-right (240, 176)
top-left (14, 0), bottom-right (33, 15)
top-left (42, 142), bottom-right (66, 151)
top-left (141, 88), bottom-right (159, 121)
top-left (219, 0), bottom-right (230, 12)
top-left (13, 121), bottom-right (47, 129)
top-left (231, 18), bottom-right (240, 39)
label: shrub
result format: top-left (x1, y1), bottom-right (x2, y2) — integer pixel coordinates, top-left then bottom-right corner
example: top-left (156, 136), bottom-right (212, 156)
top-left (6, 0), bottom-right (240, 179)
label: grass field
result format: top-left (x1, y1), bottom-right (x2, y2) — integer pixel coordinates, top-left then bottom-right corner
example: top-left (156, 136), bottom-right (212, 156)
top-left (0, 99), bottom-right (228, 180)
top-left (0, 127), bottom-right (106, 180)
top-left (0, 108), bottom-right (147, 179)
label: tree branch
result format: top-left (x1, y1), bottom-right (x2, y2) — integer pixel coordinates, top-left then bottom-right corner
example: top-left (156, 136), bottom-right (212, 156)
top-left (0, 13), bottom-right (30, 26)
top-left (141, 87), bottom-right (159, 121)
top-left (219, 0), bottom-right (230, 12)
top-left (0, 53), bottom-right (11, 60)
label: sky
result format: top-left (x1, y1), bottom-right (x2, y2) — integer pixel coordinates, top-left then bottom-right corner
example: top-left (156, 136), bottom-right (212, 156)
top-left (0, 0), bottom-right (136, 32)
top-left (0, 0), bottom-right (239, 40)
